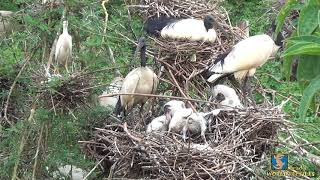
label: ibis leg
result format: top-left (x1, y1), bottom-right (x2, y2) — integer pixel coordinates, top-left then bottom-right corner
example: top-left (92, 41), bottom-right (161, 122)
top-left (243, 76), bottom-right (256, 107)
top-left (139, 103), bottom-right (145, 117)
top-left (65, 60), bottom-right (69, 73)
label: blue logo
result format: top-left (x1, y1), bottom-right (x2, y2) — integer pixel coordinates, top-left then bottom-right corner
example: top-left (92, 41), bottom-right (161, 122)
top-left (271, 154), bottom-right (288, 170)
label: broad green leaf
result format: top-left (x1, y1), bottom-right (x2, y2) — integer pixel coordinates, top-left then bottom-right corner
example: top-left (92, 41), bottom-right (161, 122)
top-left (282, 42), bottom-right (320, 56)
top-left (287, 35), bottom-right (320, 44)
top-left (275, 0), bottom-right (298, 39)
top-left (297, 55), bottom-right (320, 83)
top-left (282, 56), bottom-right (295, 81)
top-left (318, 10), bottom-right (320, 27)
top-left (299, 74), bottom-right (320, 118)
top-left (298, 0), bottom-right (320, 35)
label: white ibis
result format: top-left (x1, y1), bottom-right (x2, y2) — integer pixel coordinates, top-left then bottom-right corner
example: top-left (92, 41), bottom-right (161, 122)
top-left (55, 20), bottom-right (72, 73)
top-left (145, 15), bottom-right (221, 43)
top-left (206, 34), bottom-right (280, 101)
top-left (115, 37), bottom-right (159, 117)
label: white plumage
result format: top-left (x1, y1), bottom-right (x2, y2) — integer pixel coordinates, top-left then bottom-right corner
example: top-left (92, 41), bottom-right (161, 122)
top-left (163, 100), bottom-right (186, 120)
top-left (207, 34), bottom-right (279, 83)
top-left (115, 37), bottom-right (159, 117)
top-left (168, 108), bottom-right (207, 142)
top-left (161, 18), bottom-right (217, 42)
top-left (0, 11), bottom-right (14, 35)
top-left (212, 84), bottom-right (243, 109)
top-left (146, 115), bottom-right (169, 133)
top-left (55, 20), bottom-right (72, 73)
top-left (99, 77), bottom-right (123, 108)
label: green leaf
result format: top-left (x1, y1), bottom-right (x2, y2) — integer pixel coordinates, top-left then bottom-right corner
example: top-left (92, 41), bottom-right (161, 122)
top-left (287, 35), bottom-right (320, 44)
top-left (275, 0), bottom-right (298, 39)
top-left (282, 42), bottom-right (320, 57)
top-left (297, 55), bottom-right (320, 83)
top-left (298, 0), bottom-right (320, 35)
top-left (282, 56), bottom-right (294, 81)
top-left (318, 10), bottom-right (320, 27)
top-left (299, 74), bottom-right (320, 118)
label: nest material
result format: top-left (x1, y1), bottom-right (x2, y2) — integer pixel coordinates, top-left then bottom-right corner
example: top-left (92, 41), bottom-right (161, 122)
top-left (129, 0), bottom-right (248, 99)
top-left (36, 71), bottom-right (95, 111)
top-left (80, 1), bottom-right (288, 179)
top-left (82, 105), bottom-right (286, 179)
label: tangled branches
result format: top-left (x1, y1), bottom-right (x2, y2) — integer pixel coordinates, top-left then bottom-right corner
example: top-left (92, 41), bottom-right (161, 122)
top-left (82, 105), bottom-right (287, 179)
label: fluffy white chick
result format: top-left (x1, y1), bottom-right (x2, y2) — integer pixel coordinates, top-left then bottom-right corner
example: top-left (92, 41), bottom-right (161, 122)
top-left (163, 100), bottom-right (186, 120)
top-left (168, 108), bottom-right (207, 143)
top-left (146, 115), bottom-right (169, 133)
top-left (212, 84), bottom-right (243, 109)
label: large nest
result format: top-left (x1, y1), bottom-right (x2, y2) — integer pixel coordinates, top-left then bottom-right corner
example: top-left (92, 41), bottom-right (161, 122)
top-left (34, 71), bottom-right (95, 111)
top-left (80, 1), bottom-right (288, 179)
top-left (129, 0), bottom-right (247, 99)
top-left (82, 104), bottom-right (287, 179)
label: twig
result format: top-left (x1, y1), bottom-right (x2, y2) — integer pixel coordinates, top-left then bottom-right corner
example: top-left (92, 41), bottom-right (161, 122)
top-left (3, 47), bottom-right (37, 125)
top-left (123, 122), bottom-right (142, 142)
top-left (101, 0), bottom-right (109, 43)
top-left (11, 107), bottom-right (36, 180)
top-left (83, 155), bottom-right (107, 180)
top-left (168, 69), bottom-right (196, 111)
top-left (32, 125), bottom-right (44, 180)
top-left (98, 92), bottom-right (218, 105)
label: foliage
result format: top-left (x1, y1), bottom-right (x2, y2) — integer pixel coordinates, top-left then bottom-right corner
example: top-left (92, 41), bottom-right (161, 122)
top-left (276, 0), bottom-right (320, 118)
top-left (0, 0), bottom-right (142, 179)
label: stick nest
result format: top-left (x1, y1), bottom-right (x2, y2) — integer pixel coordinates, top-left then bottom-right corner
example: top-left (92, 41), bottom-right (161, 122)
top-left (82, 104), bottom-right (287, 179)
top-left (35, 71), bottom-right (95, 111)
top-left (81, 1), bottom-right (288, 179)
top-left (129, 0), bottom-right (247, 99)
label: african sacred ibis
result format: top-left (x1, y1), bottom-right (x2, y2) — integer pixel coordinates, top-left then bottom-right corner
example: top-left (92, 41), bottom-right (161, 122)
top-left (115, 37), bottom-right (159, 117)
top-left (205, 34), bottom-right (280, 101)
top-left (145, 15), bottom-right (221, 43)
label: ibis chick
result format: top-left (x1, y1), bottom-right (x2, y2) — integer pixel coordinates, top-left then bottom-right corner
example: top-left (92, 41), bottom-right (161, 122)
top-left (211, 84), bottom-right (243, 109)
top-left (145, 15), bottom-right (220, 43)
top-left (163, 100), bottom-right (186, 120)
top-left (146, 115), bottom-right (169, 133)
top-left (115, 37), bottom-right (159, 117)
top-left (55, 20), bottom-right (72, 73)
top-left (168, 108), bottom-right (207, 143)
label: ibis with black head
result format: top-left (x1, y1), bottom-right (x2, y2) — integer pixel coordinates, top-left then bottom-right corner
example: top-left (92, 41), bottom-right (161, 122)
top-left (145, 15), bottom-right (223, 43)
top-left (115, 37), bottom-right (159, 118)
top-left (205, 34), bottom-right (281, 101)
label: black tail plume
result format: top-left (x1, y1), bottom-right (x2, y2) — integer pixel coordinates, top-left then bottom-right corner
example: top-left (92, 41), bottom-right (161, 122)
top-left (201, 51), bottom-right (230, 82)
top-left (144, 16), bottom-right (178, 36)
top-left (114, 96), bottom-right (123, 117)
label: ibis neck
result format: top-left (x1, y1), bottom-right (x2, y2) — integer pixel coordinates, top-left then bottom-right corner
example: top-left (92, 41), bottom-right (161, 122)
top-left (274, 32), bottom-right (284, 47)
top-left (63, 25), bottom-right (68, 34)
top-left (140, 45), bottom-right (146, 67)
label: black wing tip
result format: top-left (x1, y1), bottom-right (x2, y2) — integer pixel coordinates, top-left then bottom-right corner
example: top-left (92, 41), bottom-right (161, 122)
top-left (114, 96), bottom-right (123, 116)
top-left (144, 16), bottom-right (178, 36)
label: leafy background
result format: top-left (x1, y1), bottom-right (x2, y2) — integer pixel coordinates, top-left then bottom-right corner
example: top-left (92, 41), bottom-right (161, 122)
top-left (0, 0), bottom-right (319, 179)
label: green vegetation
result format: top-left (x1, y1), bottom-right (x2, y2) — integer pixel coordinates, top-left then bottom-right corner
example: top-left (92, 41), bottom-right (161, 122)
top-left (1, 0), bottom-right (142, 179)
top-left (0, 0), bottom-right (319, 179)
top-left (224, 0), bottom-right (320, 176)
